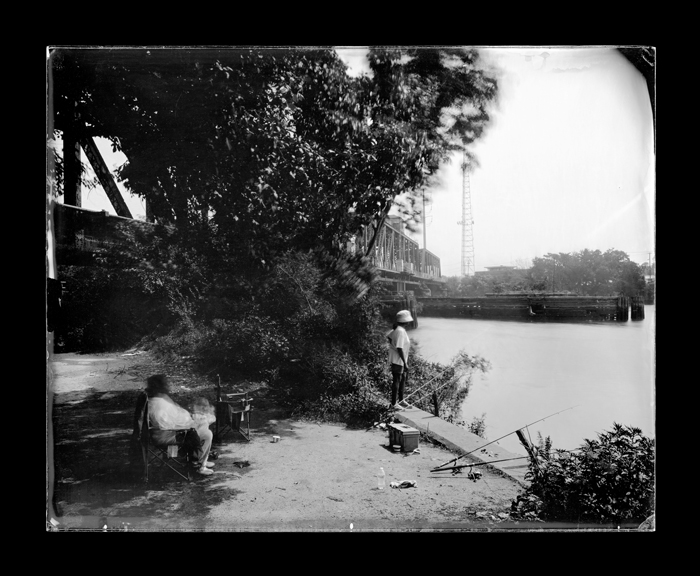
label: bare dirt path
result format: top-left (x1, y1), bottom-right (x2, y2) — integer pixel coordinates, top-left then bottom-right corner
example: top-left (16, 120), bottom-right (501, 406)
top-left (47, 350), bottom-right (526, 532)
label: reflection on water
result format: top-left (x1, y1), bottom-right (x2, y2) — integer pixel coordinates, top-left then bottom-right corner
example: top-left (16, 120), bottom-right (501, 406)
top-left (411, 306), bottom-right (655, 455)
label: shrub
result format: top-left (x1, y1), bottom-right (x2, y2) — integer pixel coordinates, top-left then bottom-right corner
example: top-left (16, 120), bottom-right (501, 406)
top-left (145, 319), bottom-right (209, 360)
top-left (467, 413), bottom-right (488, 438)
top-left (292, 387), bottom-right (393, 429)
top-left (275, 341), bottom-right (389, 425)
top-left (510, 423), bottom-right (655, 526)
top-left (65, 243), bottom-right (490, 431)
top-left (56, 264), bottom-right (174, 352)
top-left (179, 314), bottom-right (290, 382)
top-left (406, 351), bottom-right (491, 423)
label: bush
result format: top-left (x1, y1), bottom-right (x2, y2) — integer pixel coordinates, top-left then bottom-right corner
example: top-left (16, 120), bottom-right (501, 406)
top-left (466, 413), bottom-right (487, 438)
top-left (64, 244), bottom-right (490, 431)
top-left (291, 383), bottom-right (394, 428)
top-left (275, 341), bottom-right (390, 425)
top-left (140, 250), bottom-right (393, 426)
top-left (510, 423), bottom-right (655, 525)
top-left (272, 310), bottom-right (491, 428)
top-left (144, 312), bottom-right (291, 382)
top-left (406, 351), bottom-right (491, 423)
top-left (144, 319), bottom-right (209, 360)
top-left (56, 264), bottom-right (174, 352)
top-left (194, 314), bottom-right (290, 381)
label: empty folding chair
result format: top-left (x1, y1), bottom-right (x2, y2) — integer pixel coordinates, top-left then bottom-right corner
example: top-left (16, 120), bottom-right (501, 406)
top-left (214, 379), bottom-right (252, 443)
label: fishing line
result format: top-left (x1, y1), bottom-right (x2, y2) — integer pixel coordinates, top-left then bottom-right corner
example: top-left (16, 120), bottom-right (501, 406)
top-left (409, 373), bottom-right (461, 406)
top-left (431, 405), bottom-right (580, 472)
top-left (480, 470), bottom-right (498, 496)
top-left (401, 364), bottom-right (455, 403)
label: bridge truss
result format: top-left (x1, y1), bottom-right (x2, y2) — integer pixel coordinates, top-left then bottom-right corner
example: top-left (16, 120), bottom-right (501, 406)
top-left (355, 218), bottom-right (445, 294)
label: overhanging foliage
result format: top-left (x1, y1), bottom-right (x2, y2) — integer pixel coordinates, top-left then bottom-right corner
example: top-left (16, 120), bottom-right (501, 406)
top-left (49, 46), bottom-right (499, 271)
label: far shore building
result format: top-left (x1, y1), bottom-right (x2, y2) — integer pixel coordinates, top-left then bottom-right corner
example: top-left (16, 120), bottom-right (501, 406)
top-left (475, 265), bottom-right (518, 278)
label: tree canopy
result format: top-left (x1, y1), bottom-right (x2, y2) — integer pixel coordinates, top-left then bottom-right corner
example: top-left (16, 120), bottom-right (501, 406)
top-left (444, 248), bottom-right (646, 298)
top-left (49, 46), bottom-right (499, 270)
top-left (530, 249), bottom-right (645, 296)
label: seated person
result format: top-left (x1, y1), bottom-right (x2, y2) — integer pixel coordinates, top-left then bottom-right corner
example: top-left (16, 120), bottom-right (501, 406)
top-left (191, 397), bottom-right (217, 429)
top-left (146, 374), bottom-right (215, 476)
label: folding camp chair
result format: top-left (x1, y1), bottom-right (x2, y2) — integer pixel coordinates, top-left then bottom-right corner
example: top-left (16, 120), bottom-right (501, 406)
top-left (214, 380), bottom-right (253, 443)
top-left (133, 391), bottom-right (194, 482)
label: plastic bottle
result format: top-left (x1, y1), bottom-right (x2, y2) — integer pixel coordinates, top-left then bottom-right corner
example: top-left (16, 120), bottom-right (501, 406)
top-left (377, 467), bottom-right (386, 490)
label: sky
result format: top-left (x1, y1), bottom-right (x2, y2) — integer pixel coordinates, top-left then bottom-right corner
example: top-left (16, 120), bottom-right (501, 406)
top-left (55, 47), bottom-right (655, 275)
top-left (338, 46), bottom-right (655, 274)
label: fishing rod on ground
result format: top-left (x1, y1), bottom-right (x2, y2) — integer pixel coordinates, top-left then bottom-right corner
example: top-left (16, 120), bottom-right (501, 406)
top-left (430, 405), bottom-right (580, 472)
top-left (430, 455), bottom-right (529, 473)
top-left (433, 445), bottom-right (588, 475)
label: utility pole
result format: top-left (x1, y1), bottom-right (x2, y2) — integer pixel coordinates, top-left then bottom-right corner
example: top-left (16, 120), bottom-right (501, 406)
top-left (458, 151), bottom-right (475, 276)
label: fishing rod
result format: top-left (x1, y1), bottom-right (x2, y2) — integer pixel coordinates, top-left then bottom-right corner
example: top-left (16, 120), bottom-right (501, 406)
top-left (408, 372), bottom-right (462, 406)
top-left (432, 447), bottom-right (585, 475)
top-left (431, 405), bottom-right (580, 471)
top-left (430, 455), bottom-right (529, 473)
top-left (392, 372), bottom-right (460, 411)
top-left (400, 364), bottom-right (454, 404)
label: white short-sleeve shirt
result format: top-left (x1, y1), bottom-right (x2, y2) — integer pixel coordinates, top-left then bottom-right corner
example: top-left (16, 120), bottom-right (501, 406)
top-left (387, 326), bottom-right (410, 366)
top-left (148, 396), bottom-right (196, 430)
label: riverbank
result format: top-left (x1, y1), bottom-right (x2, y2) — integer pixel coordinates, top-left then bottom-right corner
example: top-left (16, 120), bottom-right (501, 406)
top-left (47, 349), bottom-right (526, 531)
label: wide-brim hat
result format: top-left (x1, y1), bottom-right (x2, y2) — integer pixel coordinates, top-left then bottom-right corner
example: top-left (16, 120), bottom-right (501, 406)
top-left (396, 309), bottom-right (414, 323)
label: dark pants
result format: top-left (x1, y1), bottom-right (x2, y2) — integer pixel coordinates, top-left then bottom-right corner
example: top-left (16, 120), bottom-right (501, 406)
top-left (391, 363), bottom-right (407, 405)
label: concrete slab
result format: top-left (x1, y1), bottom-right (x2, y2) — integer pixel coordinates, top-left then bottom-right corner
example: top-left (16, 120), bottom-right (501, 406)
top-left (394, 406), bottom-right (531, 487)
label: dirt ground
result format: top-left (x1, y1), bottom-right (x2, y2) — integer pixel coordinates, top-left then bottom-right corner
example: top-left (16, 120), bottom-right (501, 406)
top-left (47, 349), bottom-right (529, 532)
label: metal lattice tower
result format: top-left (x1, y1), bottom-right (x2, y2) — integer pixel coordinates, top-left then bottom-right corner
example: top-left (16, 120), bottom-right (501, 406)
top-left (459, 153), bottom-right (475, 276)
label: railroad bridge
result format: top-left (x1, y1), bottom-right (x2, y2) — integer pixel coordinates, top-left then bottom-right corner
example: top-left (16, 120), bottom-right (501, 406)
top-left (52, 201), bottom-right (446, 295)
top-left (354, 216), bottom-right (446, 296)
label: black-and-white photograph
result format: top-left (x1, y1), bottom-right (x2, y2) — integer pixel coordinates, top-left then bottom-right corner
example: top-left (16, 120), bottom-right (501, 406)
top-left (46, 45), bottom-right (655, 532)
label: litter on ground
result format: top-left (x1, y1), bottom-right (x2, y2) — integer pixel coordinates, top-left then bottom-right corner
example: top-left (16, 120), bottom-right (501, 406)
top-left (390, 480), bottom-right (417, 489)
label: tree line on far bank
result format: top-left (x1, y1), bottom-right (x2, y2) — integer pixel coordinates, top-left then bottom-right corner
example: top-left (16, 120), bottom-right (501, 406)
top-left (443, 249), bottom-right (654, 303)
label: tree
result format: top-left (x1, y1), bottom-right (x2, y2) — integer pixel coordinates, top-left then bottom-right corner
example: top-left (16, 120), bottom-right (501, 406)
top-left (48, 47), bottom-right (499, 278)
top-left (614, 260), bottom-right (646, 297)
top-left (444, 276), bottom-right (461, 295)
top-left (530, 249), bottom-right (645, 297)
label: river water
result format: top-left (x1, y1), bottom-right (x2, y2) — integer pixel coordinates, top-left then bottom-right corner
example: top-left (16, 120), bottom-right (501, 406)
top-left (410, 306), bottom-right (655, 455)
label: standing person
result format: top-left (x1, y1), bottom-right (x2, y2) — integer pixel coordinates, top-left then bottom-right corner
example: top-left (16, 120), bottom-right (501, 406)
top-left (387, 309), bottom-right (413, 407)
top-left (146, 374), bottom-right (215, 476)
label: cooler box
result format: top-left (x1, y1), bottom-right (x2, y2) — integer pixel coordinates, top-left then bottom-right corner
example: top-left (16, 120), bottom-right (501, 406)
top-left (388, 423), bottom-right (420, 452)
